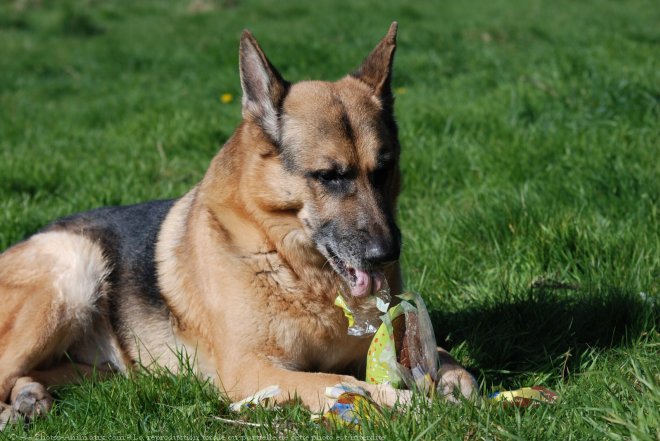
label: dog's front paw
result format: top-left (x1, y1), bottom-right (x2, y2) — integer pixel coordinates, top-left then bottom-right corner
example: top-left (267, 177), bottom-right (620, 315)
top-left (437, 366), bottom-right (478, 403)
top-left (11, 382), bottom-right (53, 419)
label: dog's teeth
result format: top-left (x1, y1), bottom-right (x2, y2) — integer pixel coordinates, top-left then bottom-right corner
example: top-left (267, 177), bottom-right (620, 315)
top-left (347, 267), bottom-right (358, 286)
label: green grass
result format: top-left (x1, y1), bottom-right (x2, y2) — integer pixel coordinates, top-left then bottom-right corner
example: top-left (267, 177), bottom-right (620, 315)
top-left (1, 0), bottom-right (658, 439)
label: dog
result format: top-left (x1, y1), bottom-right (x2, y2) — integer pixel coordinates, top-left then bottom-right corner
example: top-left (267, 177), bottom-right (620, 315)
top-left (0, 22), bottom-right (476, 428)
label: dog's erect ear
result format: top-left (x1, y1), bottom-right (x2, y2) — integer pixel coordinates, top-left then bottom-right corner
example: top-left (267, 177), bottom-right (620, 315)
top-left (239, 30), bottom-right (288, 142)
top-left (352, 22), bottom-right (398, 103)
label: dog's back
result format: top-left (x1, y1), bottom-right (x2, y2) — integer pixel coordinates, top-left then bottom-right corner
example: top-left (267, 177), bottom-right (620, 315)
top-left (45, 199), bottom-right (176, 313)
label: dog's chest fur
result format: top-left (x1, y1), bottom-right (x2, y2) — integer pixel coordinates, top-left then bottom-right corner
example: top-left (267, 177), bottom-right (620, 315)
top-left (239, 248), bottom-right (370, 372)
top-left (156, 193), bottom-right (372, 376)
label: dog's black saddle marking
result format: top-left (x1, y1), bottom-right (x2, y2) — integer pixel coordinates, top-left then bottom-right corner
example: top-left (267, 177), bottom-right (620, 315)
top-left (44, 199), bottom-right (177, 352)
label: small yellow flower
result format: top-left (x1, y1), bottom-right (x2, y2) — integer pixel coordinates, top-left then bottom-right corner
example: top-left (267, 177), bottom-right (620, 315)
top-left (220, 93), bottom-right (233, 104)
top-left (394, 87), bottom-right (407, 95)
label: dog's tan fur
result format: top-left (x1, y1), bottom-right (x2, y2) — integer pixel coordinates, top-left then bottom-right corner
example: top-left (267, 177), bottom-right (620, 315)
top-left (0, 23), bottom-right (476, 428)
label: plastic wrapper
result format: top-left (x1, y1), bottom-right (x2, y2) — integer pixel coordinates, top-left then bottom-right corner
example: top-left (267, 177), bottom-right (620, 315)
top-left (335, 278), bottom-right (391, 337)
top-left (366, 292), bottom-right (440, 394)
top-left (489, 386), bottom-right (558, 407)
top-left (311, 384), bottom-right (384, 429)
top-left (229, 385), bottom-right (281, 411)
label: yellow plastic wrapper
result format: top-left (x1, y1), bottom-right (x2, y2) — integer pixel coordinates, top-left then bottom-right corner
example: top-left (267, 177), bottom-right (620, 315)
top-left (490, 387), bottom-right (558, 407)
top-left (365, 303), bottom-right (405, 386)
top-left (365, 292), bottom-right (440, 394)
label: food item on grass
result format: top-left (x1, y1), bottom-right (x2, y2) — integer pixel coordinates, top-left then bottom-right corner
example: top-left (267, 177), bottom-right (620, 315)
top-left (490, 386), bottom-right (558, 407)
top-left (310, 384), bottom-right (384, 429)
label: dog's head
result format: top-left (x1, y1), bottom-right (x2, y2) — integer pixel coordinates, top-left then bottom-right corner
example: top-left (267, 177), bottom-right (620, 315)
top-left (238, 23), bottom-right (401, 298)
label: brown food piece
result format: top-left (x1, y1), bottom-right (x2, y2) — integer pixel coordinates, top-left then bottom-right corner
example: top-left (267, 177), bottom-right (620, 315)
top-left (391, 314), bottom-right (407, 368)
top-left (392, 311), bottom-right (421, 369)
top-left (404, 312), bottom-right (422, 368)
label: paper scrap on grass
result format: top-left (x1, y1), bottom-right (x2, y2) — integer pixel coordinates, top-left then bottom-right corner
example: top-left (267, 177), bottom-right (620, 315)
top-left (229, 385), bottom-right (281, 411)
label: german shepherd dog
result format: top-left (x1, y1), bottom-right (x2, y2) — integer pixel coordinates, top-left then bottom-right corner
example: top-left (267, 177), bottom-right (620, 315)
top-left (0, 23), bottom-right (476, 428)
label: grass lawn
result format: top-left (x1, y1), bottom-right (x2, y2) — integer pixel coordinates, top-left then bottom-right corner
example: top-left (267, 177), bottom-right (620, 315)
top-left (1, 0), bottom-right (658, 439)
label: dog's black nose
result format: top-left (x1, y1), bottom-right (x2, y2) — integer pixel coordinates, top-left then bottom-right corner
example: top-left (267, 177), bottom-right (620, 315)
top-left (365, 238), bottom-right (400, 265)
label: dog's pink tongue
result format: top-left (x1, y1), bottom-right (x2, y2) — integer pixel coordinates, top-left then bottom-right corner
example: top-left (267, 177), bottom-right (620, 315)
top-left (349, 270), bottom-right (385, 297)
top-left (350, 269), bottom-right (371, 297)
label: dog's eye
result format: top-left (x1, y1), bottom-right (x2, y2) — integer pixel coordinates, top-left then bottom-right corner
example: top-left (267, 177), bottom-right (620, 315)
top-left (313, 169), bottom-right (349, 186)
top-left (317, 169), bottom-right (341, 182)
top-left (309, 168), bottom-right (355, 194)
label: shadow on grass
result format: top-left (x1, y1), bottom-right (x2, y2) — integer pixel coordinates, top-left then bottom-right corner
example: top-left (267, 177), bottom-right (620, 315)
top-left (430, 284), bottom-right (657, 387)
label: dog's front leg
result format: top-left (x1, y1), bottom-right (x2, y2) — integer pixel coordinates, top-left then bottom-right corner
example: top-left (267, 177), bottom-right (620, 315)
top-left (436, 347), bottom-right (479, 402)
top-left (220, 360), bottom-right (410, 413)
